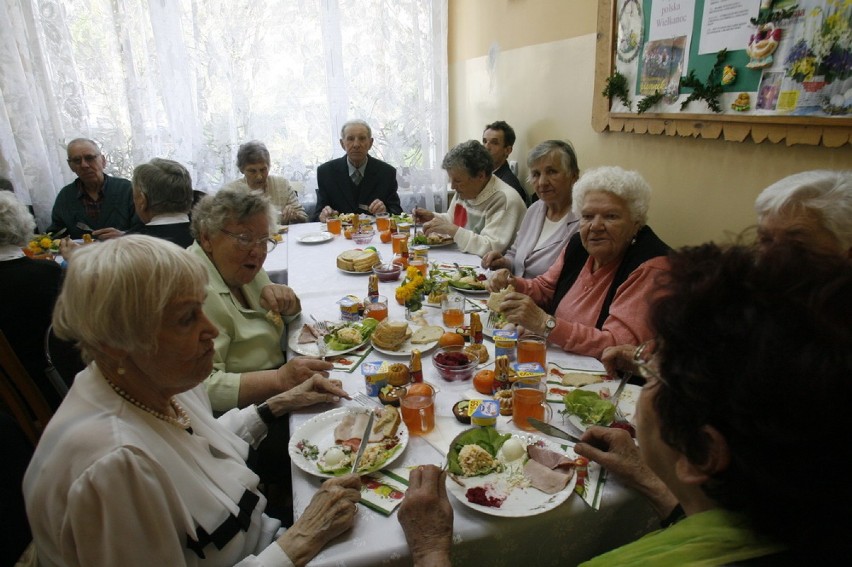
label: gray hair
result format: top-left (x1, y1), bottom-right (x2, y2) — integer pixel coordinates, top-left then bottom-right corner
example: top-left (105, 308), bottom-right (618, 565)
top-left (572, 166), bottom-right (651, 226)
top-left (0, 192), bottom-right (35, 246)
top-left (133, 158), bottom-right (193, 216)
top-left (52, 235), bottom-right (207, 361)
top-left (526, 140), bottom-right (580, 183)
top-left (190, 186), bottom-right (275, 239)
top-left (755, 170), bottom-right (852, 251)
top-left (236, 140), bottom-right (271, 170)
top-left (442, 140), bottom-right (494, 178)
top-left (66, 138), bottom-right (100, 155)
top-left (340, 119), bottom-right (372, 139)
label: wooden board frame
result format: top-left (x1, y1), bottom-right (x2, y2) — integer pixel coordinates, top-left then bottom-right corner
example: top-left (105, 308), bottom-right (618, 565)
top-left (591, 0), bottom-right (852, 147)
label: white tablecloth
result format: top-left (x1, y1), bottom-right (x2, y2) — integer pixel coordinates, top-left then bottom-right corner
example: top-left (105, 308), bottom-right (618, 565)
top-left (271, 222), bottom-right (658, 566)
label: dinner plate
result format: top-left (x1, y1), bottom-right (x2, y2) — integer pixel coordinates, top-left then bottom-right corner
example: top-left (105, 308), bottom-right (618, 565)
top-left (427, 238), bottom-right (455, 248)
top-left (449, 283), bottom-right (489, 295)
top-left (337, 267), bottom-right (374, 275)
top-left (289, 407), bottom-right (409, 478)
top-left (445, 431), bottom-right (577, 517)
top-left (287, 326), bottom-right (369, 357)
top-left (371, 337), bottom-right (439, 356)
top-left (565, 382), bottom-right (642, 432)
top-left (297, 231), bottom-right (333, 244)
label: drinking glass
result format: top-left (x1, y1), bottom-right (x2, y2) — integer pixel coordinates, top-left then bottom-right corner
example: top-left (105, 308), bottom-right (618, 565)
top-left (391, 232), bottom-right (408, 254)
top-left (441, 293), bottom-right (465, 328)
top-left (410, 257), bottom-right (427, 277)
top-left (375, 212), bottom-right (390, 232)
top-left (512, 379), bottom-right (552, 431)
top-left (326, 217), bottom-right (342, 235)
top-left (400, 383), bottom-right (436, 435)
top-left (517, 334), bottom-right (547, 368)
top-left (363, 295), bottom-right (389, 322)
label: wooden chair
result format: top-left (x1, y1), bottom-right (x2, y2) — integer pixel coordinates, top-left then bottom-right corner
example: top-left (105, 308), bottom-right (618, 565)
top-left (0, 330), bottom-right (54, 445)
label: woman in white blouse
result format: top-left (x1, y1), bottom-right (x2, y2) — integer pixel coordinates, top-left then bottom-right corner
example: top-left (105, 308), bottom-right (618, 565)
top-left (481, 140), bottom-right (580, 277)
top-left (24, 235), bottom-right (358, 566)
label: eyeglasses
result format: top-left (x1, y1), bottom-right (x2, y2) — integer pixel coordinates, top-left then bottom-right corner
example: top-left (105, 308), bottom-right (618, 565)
top-left (67, 154), bottom-right (101, 166)
top-left (219, 228), bottom-right (277, 252)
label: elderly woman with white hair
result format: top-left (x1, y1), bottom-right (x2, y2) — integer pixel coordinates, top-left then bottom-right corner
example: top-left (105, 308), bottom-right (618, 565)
top-left (24, 235), bottom-right (357, 566)
top-left (223, 140), bottom-right (308, 225)
top-left (755, 169), bottom-right (852, 258)
top-left (489, 166), bottom-right (670, 359)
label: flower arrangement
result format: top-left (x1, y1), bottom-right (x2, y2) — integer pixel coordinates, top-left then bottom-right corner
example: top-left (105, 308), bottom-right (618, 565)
top-left (25, 232), bottom-right (61, 257)
top-left (395, 266), bottom-right (427, 310)
top-left (785, 38), bottom-right (818, 82)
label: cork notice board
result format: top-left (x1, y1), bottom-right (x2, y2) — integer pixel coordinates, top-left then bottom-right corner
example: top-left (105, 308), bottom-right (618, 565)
top-left (592, 0), bottom-right (852, 146)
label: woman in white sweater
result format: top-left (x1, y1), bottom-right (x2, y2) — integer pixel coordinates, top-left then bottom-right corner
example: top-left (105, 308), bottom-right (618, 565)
top-left (413, 140), bottom-right (526, 257)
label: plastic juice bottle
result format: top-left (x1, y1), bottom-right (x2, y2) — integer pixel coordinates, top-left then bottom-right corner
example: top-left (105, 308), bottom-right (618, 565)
top-left (410, 349), bottom-right (423, 383)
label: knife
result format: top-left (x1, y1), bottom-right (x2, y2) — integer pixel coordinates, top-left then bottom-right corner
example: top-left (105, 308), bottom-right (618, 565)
top-left (528, 418), bottom-right (582, 444)
top-left (350, 410), bottom-right (376, 474)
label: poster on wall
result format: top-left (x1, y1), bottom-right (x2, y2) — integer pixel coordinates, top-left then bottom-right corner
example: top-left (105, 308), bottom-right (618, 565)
top-left (612, 0), bottom-right (852, 117)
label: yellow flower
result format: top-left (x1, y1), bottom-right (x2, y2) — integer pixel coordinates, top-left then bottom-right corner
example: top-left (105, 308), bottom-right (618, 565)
top-left (39, 237), bottom-right (52, 249)
top-left (28, 241), bottom-right (42, 252)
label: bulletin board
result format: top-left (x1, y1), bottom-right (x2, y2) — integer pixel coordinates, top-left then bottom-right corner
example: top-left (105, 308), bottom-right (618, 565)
top-left (592, 0), bottom-right (852, 146)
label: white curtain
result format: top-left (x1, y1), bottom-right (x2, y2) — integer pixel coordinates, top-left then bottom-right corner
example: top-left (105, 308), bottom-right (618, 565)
top-left (0, 0), bottom-right (448, 230)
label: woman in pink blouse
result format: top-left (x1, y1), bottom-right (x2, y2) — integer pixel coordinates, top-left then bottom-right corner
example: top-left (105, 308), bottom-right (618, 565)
top-left (488, 166), bottom-right (669, 359)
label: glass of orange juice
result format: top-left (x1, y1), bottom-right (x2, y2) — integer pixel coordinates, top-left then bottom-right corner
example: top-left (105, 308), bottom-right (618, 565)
top-left (376, 212), bottom-right (390, 232)
top-left (391, 232), bottom-right (408, 254)
top-left (410, 257), bottom-right (428, 277)
top-left (517, 334), bottom-right (547, 368)
top-left (326, 217), bottom-right (342, 235)
top-left (400, 383), bottom-right (436, 435)
top-left (441, 293), bottom-right (465, 328)
top-left (512, 379), bottom-right (552, 431)
top-left (362, 295), bottom-right (389, 321)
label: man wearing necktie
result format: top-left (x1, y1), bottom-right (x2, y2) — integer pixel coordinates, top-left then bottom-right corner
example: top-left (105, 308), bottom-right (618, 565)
top-left (313, 119), bottom-right (403, 222)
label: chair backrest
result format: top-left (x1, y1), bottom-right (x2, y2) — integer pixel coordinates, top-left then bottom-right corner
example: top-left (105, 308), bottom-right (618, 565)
top-left (44, 324), bottom-right (83, 398)
top-left (0, 330), bottom-right (54, 445)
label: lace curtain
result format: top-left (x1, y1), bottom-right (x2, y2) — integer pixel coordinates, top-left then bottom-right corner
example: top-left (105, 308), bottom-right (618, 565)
top-left (0, 0), bottom-right (448, 230)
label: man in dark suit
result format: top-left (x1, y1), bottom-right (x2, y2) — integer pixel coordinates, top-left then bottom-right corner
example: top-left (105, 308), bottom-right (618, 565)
top-left (483, 120), bottom-right (529, 206)
top-left (313, 119), bottom-right (402, 221)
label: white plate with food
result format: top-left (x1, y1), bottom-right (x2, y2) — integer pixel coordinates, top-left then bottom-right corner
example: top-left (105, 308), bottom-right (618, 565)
top-left (337, 267), bottom-right (373, 276)
top-left (427, 238), bottom-right (455, 248)
top-left (445, 429), bottom-right (577, 518)
top-left (287, 320), bottom-right (377, 357)
top-left (289, 407), bottom-right (408, 478)
top-left (448, 282), bottom-right (489, 295)
top-left (564, 382), bottom-right (641, 431)
top-left (297, 231), bottom-right (333, 244)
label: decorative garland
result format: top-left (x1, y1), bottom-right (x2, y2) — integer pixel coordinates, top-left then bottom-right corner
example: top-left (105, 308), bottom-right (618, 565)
top-left (680, 49), bottom-right (729, 113)
top-left (603, 71), bottom-right (631, 110)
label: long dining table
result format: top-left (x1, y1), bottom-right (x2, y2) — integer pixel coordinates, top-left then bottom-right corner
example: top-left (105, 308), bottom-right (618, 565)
top-left (266, 221), bottom-right (659, 566)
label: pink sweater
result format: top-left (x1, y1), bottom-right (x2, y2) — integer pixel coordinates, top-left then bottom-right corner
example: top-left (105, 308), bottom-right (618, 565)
top-left (513, 253), bottom-right (669, 359)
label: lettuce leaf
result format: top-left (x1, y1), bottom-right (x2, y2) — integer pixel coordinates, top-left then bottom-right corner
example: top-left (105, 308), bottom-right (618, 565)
top-left (447, 427), bottom-right (511, 475)
top-left (563, 390), bottom-right (616, 426)
top-left (324, 318), bottom-right (380, 350)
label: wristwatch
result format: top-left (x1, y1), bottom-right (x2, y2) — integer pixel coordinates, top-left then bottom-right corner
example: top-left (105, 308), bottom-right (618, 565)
top-left (543, 316), bottom-right (557, 338)
top-left (256, 402), bottom-right (276, 425)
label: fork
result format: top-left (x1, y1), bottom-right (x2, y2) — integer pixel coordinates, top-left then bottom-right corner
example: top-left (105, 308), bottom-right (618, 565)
top-left (610, 371), bottom-right (631, 421)
top-left (309, 315), bottom-right (329, 359)
top-left (485, 310), bottom-right (499, 331)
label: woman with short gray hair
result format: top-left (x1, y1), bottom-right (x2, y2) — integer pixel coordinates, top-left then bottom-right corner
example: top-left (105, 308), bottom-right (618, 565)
top-left (223, 140), bottom-right (307, 224)
top-left (482, 140), bottom-right (581, 277)
top-left (413, 140), bottom-right (526, 256)
top-left (755, 169), bottom-right (852, 257)
top-left (189, 187), bottom-right (328, 413)
top-left (489, 166), bottom-right (670, 359)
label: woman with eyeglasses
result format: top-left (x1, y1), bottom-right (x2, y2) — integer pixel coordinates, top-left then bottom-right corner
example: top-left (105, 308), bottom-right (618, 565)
top-left (481, 140), bottom-right (581, 278)
top-left (189, 187), bottom-right (331, 413)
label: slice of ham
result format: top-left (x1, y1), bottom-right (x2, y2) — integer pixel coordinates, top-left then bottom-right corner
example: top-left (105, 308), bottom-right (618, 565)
top-left (298, 324), bottom-right (321, 344)
top-left (528, 445), bottom-right (577, 471)
top-left (523, 459), bottom-right (574, 494)
top-left (334, 410), bottom-right (391, 445)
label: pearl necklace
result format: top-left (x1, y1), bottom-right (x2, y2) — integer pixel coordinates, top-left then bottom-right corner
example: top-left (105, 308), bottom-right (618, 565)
top-left (105, 377), bottom-right (192, 432)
